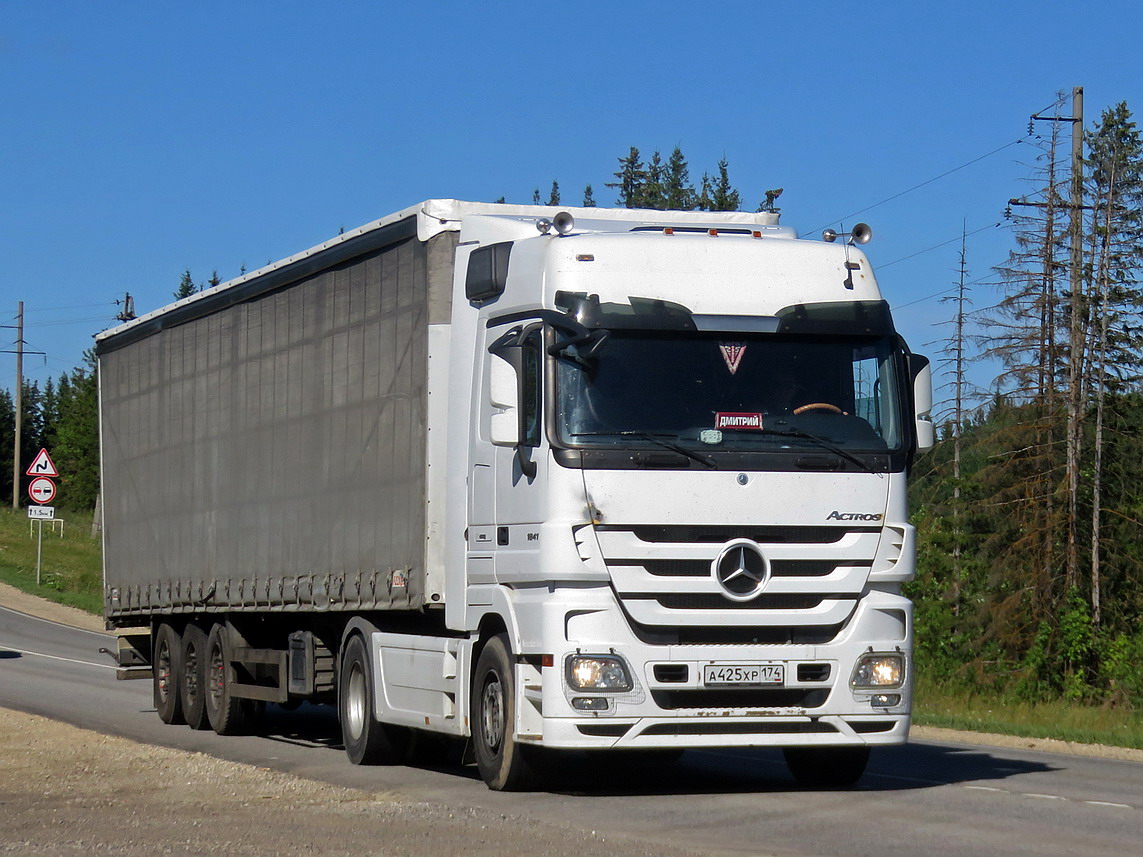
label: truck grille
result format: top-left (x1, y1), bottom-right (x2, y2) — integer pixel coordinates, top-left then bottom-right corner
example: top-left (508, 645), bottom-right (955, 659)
top-left (592, 525), bottom-right (881, 641)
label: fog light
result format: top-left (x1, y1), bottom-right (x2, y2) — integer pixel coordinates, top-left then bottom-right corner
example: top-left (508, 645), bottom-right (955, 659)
top-left (572, 697), bottom-right (609, 711)
top-left (851, 653), bottom-right (904, 688)
top-left (566, 655), bottom-right (632, 691)
top-left (871, 693), bottom-right (901, 707)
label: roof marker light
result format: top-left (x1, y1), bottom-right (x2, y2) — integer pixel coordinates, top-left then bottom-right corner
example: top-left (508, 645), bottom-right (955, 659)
top-left (663, 227), bottom-right (674, 235)
top-left (708, 229), bottom-right (718, 236)
top-left (752, 231), bottom-right (762, 238)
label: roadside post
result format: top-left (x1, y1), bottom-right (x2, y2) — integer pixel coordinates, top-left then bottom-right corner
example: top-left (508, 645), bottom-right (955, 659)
top-left (26, 449), bottom-right (59, 586)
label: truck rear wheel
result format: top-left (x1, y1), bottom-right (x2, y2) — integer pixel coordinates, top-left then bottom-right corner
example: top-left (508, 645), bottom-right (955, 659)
top-left (471, 634), bottom-right (537, 791)
top-left (204, 623), bottom-right (248, 735)
top-left (179, 623), bottom-right (210, 730)
top-left (153, 623), bottom-right (185, 725)
top-left (783, 746), bottom-right (870, 788)
top-left (338, 634), bottom-right (408, 765)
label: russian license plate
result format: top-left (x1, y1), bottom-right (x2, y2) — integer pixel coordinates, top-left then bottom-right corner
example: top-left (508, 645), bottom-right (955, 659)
top-left (703, 663), bottom-right (784, 686)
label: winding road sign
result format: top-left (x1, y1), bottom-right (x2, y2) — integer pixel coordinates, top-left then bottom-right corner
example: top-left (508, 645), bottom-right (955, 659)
top-left (27, 448), bottom-right (59, 478)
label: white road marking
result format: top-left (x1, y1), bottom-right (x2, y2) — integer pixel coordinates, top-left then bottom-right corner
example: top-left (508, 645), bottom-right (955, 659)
top-left (1083, 800), bottom-right (1132, 809)
top-left (0, 644), bottom-right (118, 670)
top-left (965, 785), bottom-right (1007, 792)
top-left (1022, 792), bottom-right (1069, 800)
top-left (0, 604), bottom-right (110, 637)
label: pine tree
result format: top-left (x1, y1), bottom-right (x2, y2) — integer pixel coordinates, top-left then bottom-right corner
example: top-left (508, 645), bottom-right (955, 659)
top-left (532, 188), bottom-right (541, 205)
top-left (52, 352), bottom-right (100, 510)
top-left (636, 150), bottom-right (666, 209)
top-left (582, 185), bottom-right (596, 207)
top-left (547, 181), bottom-right (560, 206)
top-left (606, 147), bottom-right (647, 208)
top-left (982, 108), bottom-right (1072, 654)
top-left (1083, 102), bottom-right (1143, 625)
top-left (174, 269), bottom-right (196, 299)
top-left (706, 158), bottom-right (741, 211)
top-left (663, 147), bottom-right (696, 210)
top-left (0, 388), bottom-right (13, 501)
top-left (208, 270), bottom-right (221, 290)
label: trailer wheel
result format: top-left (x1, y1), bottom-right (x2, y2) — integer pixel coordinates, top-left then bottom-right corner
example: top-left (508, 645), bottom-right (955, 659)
top-left (338, 634), bottom-right (408, 765)
top-left (783, 746), bottom-right (870, 788)
top-left (204, 623), bottom-right (248, 735)
top-left (471, 634), bottom-right (537, 791)
top-left (153, 623), bottom-right (185, 725)
top-left (179, 623), bottom-right (210, 730)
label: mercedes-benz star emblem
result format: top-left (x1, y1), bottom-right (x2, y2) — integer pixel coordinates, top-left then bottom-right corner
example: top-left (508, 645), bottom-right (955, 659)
top-left (713, 541), bottom-right (770, 601)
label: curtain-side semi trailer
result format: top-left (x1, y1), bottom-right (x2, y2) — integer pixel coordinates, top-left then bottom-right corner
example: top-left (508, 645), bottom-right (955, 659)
top-left (97, 199), bottom-right (934, 791)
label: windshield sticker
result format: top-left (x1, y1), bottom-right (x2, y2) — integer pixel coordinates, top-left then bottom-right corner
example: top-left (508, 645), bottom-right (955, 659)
top-left (719, 342), bottom-right (747, 375)
top-left (716, 412), bottom-right (763, 430)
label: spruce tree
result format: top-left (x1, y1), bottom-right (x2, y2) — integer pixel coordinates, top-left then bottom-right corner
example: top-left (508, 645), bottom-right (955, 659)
top-left (663, 147), bottom-right (696, 210)
top-left (707, 158), bottom-right (742, 211)
top-left (174, 269), bottom-right (196, 299)
top-left (606, 147), bottom-right (647, 208)
top-left (582, 185), bottom-right (596, 207)
top-left (547, 180), bottom-right (560, 206)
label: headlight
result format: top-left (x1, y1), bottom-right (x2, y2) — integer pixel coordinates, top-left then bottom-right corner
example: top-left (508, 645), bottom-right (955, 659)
top-left (566, 654), bottom-right (632, 691)
top-left (851, 653), bottom-right (905, 688)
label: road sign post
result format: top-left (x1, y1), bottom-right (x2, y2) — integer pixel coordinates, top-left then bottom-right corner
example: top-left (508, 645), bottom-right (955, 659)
top-left (26, 449), bottom-right (59, 586)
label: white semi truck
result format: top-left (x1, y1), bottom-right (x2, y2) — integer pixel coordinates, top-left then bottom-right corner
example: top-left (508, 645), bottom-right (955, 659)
top-left (98, 199), bottom-right (933, 790)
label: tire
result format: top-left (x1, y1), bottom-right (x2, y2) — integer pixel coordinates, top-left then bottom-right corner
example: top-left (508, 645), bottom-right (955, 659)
top-left (338, 634), bottom-right (408, 765)
top-left (471, 634), bottom-right (537, 791)
top-left (204, 622), bottom-right (249, 735)
top-left (179, 623), bottom-right (210, 730)
top-left (783, 746), bottom-right (870, 788)
top-left (153, 623), bottom-right (185, 725)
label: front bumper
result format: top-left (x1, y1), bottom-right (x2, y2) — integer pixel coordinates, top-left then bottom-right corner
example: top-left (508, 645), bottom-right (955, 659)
top-left (512, 585), bottom-right (912, 750)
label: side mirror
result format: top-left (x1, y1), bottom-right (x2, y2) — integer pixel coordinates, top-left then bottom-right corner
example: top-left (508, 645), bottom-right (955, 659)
top-left (489, 356), bottom-right (520, 446)
top-left (910, 355), bottom-right (935, 454)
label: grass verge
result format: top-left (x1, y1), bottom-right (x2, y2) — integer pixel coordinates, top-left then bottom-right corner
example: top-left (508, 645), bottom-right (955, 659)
top-left (0, 506), bottom-right (102, 615)
top-left (914, 678), bottom-right (1143, 751)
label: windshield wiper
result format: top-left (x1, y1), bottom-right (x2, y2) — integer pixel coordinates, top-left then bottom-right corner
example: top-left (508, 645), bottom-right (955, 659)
top-left (754, 427), bottom-right (878, 473)
top-left (572, 431), bottom-right (717, 469)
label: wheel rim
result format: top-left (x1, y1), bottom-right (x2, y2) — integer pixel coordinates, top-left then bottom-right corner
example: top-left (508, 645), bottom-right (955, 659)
top-left (209, 643), bottom-right (225, 709)
top-left (156, 640), bottom-right (173, 702)
top-left (345, 662), bottom-right (366, 740)
top-left (480, 674), bottom-right (504, 754)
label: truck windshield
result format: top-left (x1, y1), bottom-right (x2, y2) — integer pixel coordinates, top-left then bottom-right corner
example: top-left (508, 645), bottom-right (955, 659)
top-left (555, 330), bottom-right (905, 454)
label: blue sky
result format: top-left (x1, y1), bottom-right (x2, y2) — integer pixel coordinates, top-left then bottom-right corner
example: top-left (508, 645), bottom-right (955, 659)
top-left (3, 1), bottom-right (1142, 411)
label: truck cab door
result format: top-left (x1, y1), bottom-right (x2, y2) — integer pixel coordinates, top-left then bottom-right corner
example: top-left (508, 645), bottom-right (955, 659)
top-left (482, 325), bottom-right (547, 585)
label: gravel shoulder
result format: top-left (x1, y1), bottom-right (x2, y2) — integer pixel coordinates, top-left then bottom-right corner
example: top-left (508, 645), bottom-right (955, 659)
top-left (0, 707), bottom-right (702, 857)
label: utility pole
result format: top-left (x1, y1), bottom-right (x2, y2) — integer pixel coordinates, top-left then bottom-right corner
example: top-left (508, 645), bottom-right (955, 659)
top-left (1010, 88), bottom-right (1086, 593)
top-left (3, 302), bottom-right (46, 509)
top-left (1065, 85), bottom-right (1084, 593)
top-left (12, 301), bottom-right (22, 509)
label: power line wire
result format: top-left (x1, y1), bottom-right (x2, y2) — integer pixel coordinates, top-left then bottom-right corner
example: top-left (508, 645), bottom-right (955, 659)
top-left (879, 221), bottom-right (1004, 272)
top-left (802, 138), bottom-right (1028, 237)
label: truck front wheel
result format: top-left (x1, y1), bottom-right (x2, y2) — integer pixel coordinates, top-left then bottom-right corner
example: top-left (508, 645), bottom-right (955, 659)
top-left (338, 634), bottom-right (407, 765)
top-left (471, 634), bottom-right (537, 791)
top-left (153, 623), bottom-right (185, 725)
top-left (783, 746), bottom-right (870, 788)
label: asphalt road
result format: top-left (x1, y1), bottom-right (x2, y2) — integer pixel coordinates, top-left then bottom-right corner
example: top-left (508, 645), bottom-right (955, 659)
top-left (2, 604), bottom-right (1141, 857)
